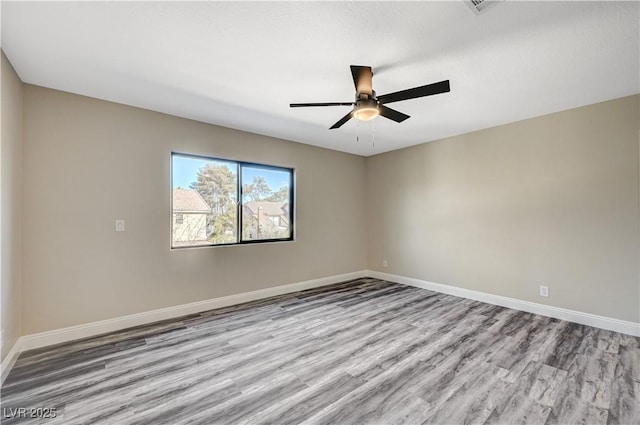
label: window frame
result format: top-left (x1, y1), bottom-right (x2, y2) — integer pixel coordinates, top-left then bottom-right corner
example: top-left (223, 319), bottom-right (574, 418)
top-left (171, 152), bottom-right (295, 249)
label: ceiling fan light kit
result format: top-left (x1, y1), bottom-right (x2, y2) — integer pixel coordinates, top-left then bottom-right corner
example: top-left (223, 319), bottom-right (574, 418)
top-left (353, 96), bottom-right (379, 121)
top-left (290, 65), bottom-right (450, 129)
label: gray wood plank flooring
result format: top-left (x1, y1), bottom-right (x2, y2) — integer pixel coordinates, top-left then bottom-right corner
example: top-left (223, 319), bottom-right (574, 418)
top-left (1, 278), bottom-right (639, 424)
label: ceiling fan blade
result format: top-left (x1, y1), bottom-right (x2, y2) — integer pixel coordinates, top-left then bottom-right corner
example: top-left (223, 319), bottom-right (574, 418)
top-left (290, 102), bottom-right (354, 107)
top-left (379, 105), bottom-right (410, 123)
top-left (350, 65), bottom-right (373, 95)
top-left (329, 110), bottom-right (354, 129)
top-left (377, 80), bottom-right (450, 104)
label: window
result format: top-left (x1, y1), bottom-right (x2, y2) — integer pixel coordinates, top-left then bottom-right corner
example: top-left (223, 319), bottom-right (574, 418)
top-left (171, 153), bottom-right (294, 248)
top-left (241, 165), bottom-right (293, 242)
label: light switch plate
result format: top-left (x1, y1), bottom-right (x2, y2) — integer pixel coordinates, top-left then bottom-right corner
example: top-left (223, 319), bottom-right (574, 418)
top-left (115, 219), bottom-right (125, 232)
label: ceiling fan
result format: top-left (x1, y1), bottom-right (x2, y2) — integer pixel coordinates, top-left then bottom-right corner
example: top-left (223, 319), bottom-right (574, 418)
top-left (290, 65), bottom-right (450, 129)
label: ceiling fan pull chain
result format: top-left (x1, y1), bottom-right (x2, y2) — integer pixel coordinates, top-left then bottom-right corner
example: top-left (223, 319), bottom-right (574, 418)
top-left (356, 120), bottom-right (360, 143)
top-left (372, 118), bottom-right (376, 148)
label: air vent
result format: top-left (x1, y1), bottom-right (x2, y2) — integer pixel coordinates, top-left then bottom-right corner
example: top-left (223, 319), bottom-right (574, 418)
top-left (467, 0), bottom-right (503, 14)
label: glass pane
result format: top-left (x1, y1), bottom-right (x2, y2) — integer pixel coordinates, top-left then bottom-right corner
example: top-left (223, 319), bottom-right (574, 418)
top-left (241, 165), bottom-right (292, 241)
top-left (172, 154), bottom-right (237, 247)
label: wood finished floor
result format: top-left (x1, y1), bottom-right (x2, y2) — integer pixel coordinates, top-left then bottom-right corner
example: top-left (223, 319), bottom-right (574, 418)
top-left (1, 278), bottom-right (639, 425)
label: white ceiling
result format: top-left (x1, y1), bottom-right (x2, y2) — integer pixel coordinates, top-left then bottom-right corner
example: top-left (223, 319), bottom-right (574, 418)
top-left (2, 1), bottom-right (638, 156)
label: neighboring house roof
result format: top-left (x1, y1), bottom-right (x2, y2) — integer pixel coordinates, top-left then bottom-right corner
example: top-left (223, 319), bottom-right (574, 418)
top-left (245, 201), bottom-right (287, 217)
top-left (173, 188), bottom-right (211, 213)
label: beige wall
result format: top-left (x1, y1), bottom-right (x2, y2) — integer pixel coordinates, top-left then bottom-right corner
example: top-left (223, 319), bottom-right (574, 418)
top-left (1, 51), bottom-right (23, 360)
top-left (21, 85), bottom-right (367, 334)
top-left (14, 82), bottom-right (640, 335)
top-left (367, 95), bottom-right (640, 322)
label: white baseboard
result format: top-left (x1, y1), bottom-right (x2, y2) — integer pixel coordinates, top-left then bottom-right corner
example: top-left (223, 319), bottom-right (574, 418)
top-left (3, 269), bottom-right (637, 384)
top-left (1, 270), bottom-right (366, 379)
top-left (1, 338), bottom-right (22, 385)
top-left (368, 270), bottom-right (640, 337)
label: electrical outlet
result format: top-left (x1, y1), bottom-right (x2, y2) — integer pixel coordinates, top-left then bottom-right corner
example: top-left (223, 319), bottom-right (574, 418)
top-left (115, 219), bottom-right (125, 232)
top-left (539, 285), bottom-right (549, 298)
top-left (382, 259), bottom-right (388, 268)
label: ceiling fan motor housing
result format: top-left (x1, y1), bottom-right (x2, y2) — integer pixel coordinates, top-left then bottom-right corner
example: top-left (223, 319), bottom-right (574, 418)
top-left (357, 90), bottom-right (375, 101)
